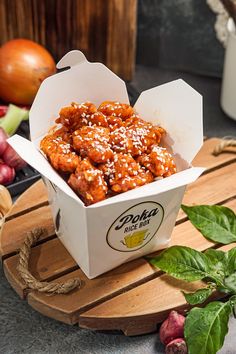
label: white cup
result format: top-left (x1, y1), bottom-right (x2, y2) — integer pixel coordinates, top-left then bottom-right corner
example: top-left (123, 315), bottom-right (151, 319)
top-left (221, 18), bottom-right (236, 121)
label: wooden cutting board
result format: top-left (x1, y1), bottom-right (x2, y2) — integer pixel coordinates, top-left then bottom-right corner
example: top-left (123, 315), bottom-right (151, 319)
top-left (1, 138), bottom-right (236, 336)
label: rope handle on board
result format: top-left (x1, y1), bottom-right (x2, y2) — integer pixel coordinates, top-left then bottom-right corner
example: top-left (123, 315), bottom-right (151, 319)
top-left (17, 228), bottom-right (81, 295)
top-left (213, 138), bottom-right (236, 156)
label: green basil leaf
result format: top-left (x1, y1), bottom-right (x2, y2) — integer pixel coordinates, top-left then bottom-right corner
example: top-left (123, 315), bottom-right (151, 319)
top-left (184, 301), bottom-right (232, 354)
top-left (183, 287), bottom-right (213, 305)
top-left (204, 247), bottom-right (236, 278)
top-left (225, 272), bottom-right (236, 293)
top-left (181, 204), bottom-right (236, 244)
top-left (149, 246), bottom-right (211, 282)
top-left (204, 249), bottom-right (226, 280)
top-left (230, 295), bottom-right (236, 306)
top-left (204, 248), bottom-right (226, 265)
top-left (225, 248), bottom-right (236, 275)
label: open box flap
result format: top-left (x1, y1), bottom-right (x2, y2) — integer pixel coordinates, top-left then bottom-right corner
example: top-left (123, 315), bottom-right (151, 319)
top-left (8, 135), bottom-right (205, 208)
top-left (29, 51), bottom-right (129, 143)
top-left (134, 79), bottom-right (203, 164)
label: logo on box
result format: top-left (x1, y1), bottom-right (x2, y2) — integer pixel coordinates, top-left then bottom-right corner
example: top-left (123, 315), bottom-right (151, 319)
top-left (106, 202), bottom-right (164, 252)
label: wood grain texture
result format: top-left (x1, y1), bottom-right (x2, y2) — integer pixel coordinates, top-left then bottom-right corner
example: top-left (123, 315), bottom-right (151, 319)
top-left (0, 0), bottom-right (137, 80)
top-left (106, 0), bottom-right (137, 80)
top-left (0, 205), bottom-right (54, 259)
top-left (27, 259), bottom-right (154, 325)
top-left (0, 139), bottom-right (236, 335)
top-left (192, 137), bottom-right (236, 170)
top-left (177, 162), bottom-right (236, 220)
top-left (6, 180), bottom-right (48, 221)
top-left (0, 0), bottom-right (8, 44)
top-left (79, 276), bottom-right (207, 335)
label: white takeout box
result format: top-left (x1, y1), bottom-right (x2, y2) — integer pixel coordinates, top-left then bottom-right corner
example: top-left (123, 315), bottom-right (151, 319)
top-left (9, 51), bottom-right (204, 279)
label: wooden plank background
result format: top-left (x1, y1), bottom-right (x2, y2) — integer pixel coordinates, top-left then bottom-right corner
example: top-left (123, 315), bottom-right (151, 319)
top-left (0, 0), bottom-right (137, 80)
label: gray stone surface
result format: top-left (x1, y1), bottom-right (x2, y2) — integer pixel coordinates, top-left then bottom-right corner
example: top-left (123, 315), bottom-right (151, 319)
top-left (137, 0), bottom-right (225, 77)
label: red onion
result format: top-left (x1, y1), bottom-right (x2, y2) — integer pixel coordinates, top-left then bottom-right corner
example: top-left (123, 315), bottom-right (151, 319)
top-left (0, 127), bottom-right (8, 155)
top-left (160, 311), bottom-right (185, 345)
top-left (0, 105), bottom-right (8, 118)
top-left (0, 163), bottom-right (15, 185)
top-left (165, 338), bottom-right (187, 354)
top-left (2, 144), bottom-right (27, 171)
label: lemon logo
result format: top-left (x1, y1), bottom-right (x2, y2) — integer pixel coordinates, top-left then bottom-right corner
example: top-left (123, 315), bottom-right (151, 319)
top-left (106, 202), bottom-right (164, 252)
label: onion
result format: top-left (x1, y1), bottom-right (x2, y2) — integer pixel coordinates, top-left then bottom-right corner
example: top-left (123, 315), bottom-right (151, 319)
top-left (0, 127), bottom-right (8, 155)
top-left (0, 39), bottom-right (56, 105)
top-left (0, 162), bottom-right (15, 185)
top-left (2, 144), bottom-right (27, 171)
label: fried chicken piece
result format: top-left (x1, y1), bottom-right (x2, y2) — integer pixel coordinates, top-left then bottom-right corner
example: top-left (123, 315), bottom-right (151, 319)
top-left (126, 118), bottom-right (166, 155)
top-left (40, 135), bottom-right (80, 173)
top-left (106, 116), bottom-right (124, 131)
top-left (124, 115), bottom-right (142, 127)
top-left (109, 118), bottom-right (166, 157)
top-left (111, 170), bottom-right (154, 193)
top-left (68, 158), bottom-right (108, 205)
top-left (98, 101), bottom-right (135, 120)
top-left (50, 126), bottom-right (72, 144)
top-left (89, 111), bottom-right (108, 127)
top-left (152, 126), bottom-right (166, 146)
top-left (109, 126), bottom-right (133, 154)
top-left (125, 116), bottom-right (165, 144)
top-left (128, 122), bottom-right (157, 156)
top-left (99, 153), bottom-right (154, 193)
top-left (72, 126), bottom-right (113, 163)
top-left (99, 153), bottom-right (138, 180)
top-left (137, 145), bottom-right (176, 177)
top-left (56, 102), bottom-right (97, 131)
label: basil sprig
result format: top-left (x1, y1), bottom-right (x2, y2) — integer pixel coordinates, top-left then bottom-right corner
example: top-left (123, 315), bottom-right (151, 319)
top-left (150, 246), bottom-right (225, 286)
top-left (183, 287), bottom-right (213, 305)
top-left (150, 245), bottom-right (236, 300)
top-left (184, 300), bottom-right (235, 354)
top-left (181, 204), bottom-right (236, 244)
top-left (149, 204), bottom-right (236, 354)
top-left (150, 246), bottom-right (236, 354)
